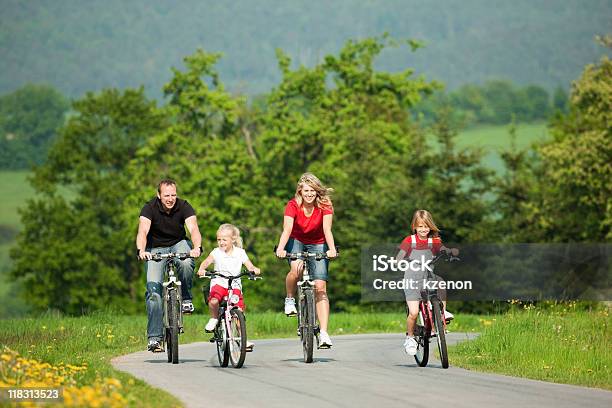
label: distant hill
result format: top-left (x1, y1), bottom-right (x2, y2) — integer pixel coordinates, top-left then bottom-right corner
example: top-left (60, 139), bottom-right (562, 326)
top-left (1, 0), bottom-right (610, 97)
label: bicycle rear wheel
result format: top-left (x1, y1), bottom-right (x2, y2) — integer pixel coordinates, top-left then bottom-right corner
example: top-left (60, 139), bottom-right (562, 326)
top-left (167, 289), bottom-right (180, 364)
top-left (215, 313), bottom-right (229, 367)
top-left (301, 288), bottom-right (315, 363)
top-left (414, 309), bottom-right (430, 367)
top-left (228, 308), bottom-right (247, 368)
top-left (432, 298), bottom-right (449, 368)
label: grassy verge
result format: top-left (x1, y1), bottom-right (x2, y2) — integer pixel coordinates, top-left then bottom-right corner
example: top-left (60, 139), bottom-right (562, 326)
top-left (451, 302), bottom-right (611, 390)
top-left (0, 312), bottom-right (181, 407)
top-left (0, 311), bottom-right (482, 406)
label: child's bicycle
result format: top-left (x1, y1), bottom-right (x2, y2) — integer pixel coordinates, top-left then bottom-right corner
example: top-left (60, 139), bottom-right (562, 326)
top-left (148, 252), bottom-right (198, 364)
top-left (413, 251), bottom-right (460, 369)
top-left (275, 246), bottom-right (338, 363)
top-left (201, 269), bottom-right (261, 368)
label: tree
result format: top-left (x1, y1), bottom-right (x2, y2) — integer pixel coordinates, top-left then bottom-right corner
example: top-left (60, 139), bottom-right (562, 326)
top-left (552, 86), bottom-right (569, 114)
top-left (535, 39), bottom-right (612, 242)
top-left (10, 88), bottom-right (165, 314)
top-left (0, 84), bottom-right (69, 169)
top-left (251, 36), bottom-right (492, 310)
top-left (496, 36), bottom-right (612, 242)
top-left (519, 85), bottom-right (550, 121)
top-left (125, 49), bottom-right (261, 311)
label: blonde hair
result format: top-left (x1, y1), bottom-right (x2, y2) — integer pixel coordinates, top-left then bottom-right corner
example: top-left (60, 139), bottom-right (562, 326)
top-left (294, 172), bottom-right (333, 210)
top-left (411, 210), bottom-right (440, 238)
top-left (217, 223), bottom-right (243, 248)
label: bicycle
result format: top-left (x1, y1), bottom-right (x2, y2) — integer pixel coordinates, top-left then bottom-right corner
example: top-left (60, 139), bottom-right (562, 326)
top-left (149, 252), bottom-right (197, 364)
top-left (275, 246), bottom-right (338, 363)
top-left (201, 269), bottom-right (261, 368)
top-left (412, 251), bottom-right (460, 369)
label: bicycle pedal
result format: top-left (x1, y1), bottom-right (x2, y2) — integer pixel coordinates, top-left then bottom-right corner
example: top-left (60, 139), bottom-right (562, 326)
top-left (245, 345), bottom-right (254, 352)
top-left (209, 337), bottom-right (216, 343)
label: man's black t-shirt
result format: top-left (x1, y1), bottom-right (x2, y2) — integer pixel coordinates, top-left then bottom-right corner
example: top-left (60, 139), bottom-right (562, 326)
top-left (139, 197), bottom-right (196, 248)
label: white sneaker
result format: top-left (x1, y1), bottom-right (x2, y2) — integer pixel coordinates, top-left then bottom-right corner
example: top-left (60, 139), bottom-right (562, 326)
top-left (319, 331), bottom-right (333, 348)
top-left (181, 300), bottom-right (195, 314)
top-left (284, 297), bottom-right (297, 316)
top-left (444, 310), bottom-right (454, 321)
top-left (246, 341), bottom-right (255, 351)
top-left (403, 336), bottom-right (418, 355)
top-left (205, 318), bottom-right (218, 332)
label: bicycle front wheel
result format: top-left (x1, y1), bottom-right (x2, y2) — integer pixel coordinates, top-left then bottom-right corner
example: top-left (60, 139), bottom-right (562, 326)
top-left (215, 317), bottom-right (229, 367)
top-left (301, 289), bottom-right (315, 363)
top-left (414, 309), bottom-right (430, 367)
top-left (167, 289), bottom-right (180, 364)
top-left (228, 308), bottom-right (247, 368)
top-left (432, 299), bottom-right (449, 368)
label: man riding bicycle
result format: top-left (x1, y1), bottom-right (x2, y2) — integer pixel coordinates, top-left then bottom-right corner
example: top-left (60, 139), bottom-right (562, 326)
top-left (136, 179), bottom-right (203, 352)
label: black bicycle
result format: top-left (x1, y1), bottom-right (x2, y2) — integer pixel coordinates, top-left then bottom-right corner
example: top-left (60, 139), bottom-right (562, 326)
top-left (275, 247), bottom-right (337, 363)
top-left (413, 251), bottom-right (459, 369)
top-left (201, 269), bottom-right (261, 368)
top-left (149, 252), bottom-right (197, 364)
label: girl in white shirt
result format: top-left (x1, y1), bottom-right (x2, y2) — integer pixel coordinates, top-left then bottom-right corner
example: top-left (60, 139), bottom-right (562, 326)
top-left (197, 224), bottom-right (261, 341)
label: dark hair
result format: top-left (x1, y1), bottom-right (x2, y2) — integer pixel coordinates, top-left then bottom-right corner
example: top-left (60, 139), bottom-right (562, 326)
top-left (157, 179), bottom-right (177, 193)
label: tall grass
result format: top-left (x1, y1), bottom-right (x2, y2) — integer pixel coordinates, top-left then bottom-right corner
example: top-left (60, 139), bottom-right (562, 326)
top-left (451, 302), bottom-right (611, 390)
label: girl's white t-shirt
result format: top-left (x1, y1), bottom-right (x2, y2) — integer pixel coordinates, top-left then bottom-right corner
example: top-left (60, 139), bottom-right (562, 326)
top-left (210, 247), bottom-right (249, 289)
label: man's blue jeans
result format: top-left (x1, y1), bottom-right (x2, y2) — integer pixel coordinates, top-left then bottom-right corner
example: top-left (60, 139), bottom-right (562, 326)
top-left (145, 239), bottom-right (194, 341)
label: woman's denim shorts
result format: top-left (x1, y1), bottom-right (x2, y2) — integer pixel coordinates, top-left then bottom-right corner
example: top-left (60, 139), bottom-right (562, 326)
top-left (285, 238), bottom-right (329, 281)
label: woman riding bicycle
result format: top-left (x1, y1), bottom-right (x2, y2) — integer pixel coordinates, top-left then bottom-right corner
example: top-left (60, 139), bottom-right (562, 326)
top-left (275, 172), bottom-right (338, 348)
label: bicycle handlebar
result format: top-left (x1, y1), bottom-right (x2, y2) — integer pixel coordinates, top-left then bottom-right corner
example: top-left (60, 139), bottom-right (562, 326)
top-left (273, 245), bottom-right (339, 260)
top-left (430, 251), bottom-right (460, 265)
top-left (282, 252), bottom-right (334, 261)
top-left (199, 269), bottom-right (262, 281)
top-left (148, 252), bottom-right (198, 262)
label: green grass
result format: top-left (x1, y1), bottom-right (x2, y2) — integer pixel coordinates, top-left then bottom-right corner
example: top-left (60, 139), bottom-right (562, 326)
top-left (453, 122), bottom-right (549, 173)
top-left (0, 170), bottom-right (35, 230)
top-left (0, 311), bottom-right (482, 406)
top-left (451, 303), bottom-right (611, 390)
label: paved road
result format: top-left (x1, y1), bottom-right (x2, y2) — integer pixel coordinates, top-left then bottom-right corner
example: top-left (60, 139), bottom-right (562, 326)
top-left (112, 333), bottom-right (612, 408)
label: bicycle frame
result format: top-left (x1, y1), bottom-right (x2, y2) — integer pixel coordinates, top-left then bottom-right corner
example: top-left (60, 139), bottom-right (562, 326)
top-left (218, 280), bottom-right (241, 347)
top-left (162, 262), bottom-right (184, 333)
top-left (413, 251), bottom-right (458, 368)
top-left (203, 270), bottom-right (259, 368)
top-left (418, 273), bottom-right (445, 337)
top-left (148, 251), bottom-right (196, 364)
top-left (296, 257), bottom-right (318, 340)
